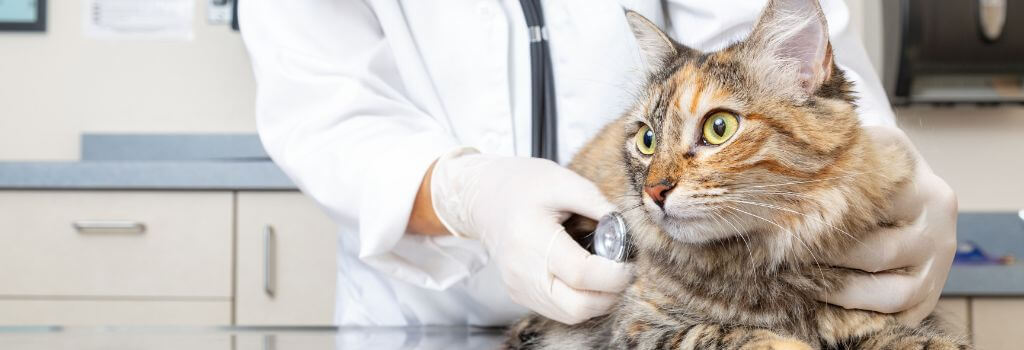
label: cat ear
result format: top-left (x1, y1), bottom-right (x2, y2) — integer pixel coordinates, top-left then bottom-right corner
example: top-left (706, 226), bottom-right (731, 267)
top-left (625, 10), bottom-right (677, 73)
top-left (745, 0), bottom-right (833, 96)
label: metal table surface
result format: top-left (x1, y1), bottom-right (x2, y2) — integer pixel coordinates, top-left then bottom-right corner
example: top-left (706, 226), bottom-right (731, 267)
top-left (0, 326), bottom-right (507, 350)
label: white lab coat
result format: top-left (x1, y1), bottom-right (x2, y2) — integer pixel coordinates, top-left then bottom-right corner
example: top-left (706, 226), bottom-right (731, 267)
top-left (239, 0), bottom-right (896, 326)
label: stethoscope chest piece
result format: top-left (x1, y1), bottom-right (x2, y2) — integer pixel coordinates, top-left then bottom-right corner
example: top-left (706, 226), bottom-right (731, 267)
top-left (592, 211), bottom-right (629, 263)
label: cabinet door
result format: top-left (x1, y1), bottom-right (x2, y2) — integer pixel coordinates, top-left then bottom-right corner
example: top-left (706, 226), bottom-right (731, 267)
top-left (235, 192), bottom-right (337, 326)
top-left (0, 300), bottom-right (230, 326)
top-left (972, 298), bottom-right (1024, 350)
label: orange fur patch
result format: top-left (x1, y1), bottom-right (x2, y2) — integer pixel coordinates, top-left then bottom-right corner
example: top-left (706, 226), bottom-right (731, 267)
top-left (689, 75), bottom-right (706, 115)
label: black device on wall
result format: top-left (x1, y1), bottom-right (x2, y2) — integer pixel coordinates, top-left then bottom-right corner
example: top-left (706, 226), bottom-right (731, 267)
top-left (883, 0), bottom-right (1024, 105)
top-left (0, 0), bottom-right (46, 32)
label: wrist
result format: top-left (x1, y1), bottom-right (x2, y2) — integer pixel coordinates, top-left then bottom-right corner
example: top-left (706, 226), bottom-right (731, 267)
top-left (406, 160), bottom-right (449, 236)
top-left (430, 147), bottom-right (486, 239)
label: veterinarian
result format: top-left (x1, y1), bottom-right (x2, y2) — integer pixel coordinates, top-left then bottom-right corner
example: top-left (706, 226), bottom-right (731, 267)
top-left (240, 1), bottom-right (957, 326)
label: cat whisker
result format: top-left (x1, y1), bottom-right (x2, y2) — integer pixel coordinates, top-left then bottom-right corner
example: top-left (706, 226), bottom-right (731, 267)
top-left (720, 171), bottom-right (873, 191)
top-left (730, 189), bottom-right (819, 200)
top-left (728, 194), bottom-right (861, 248)
top-left (731, 172), bottom-right (869, 190)
top-left (722, 204), bottom-right (827, 285)
top-left (610, 193), bottom-right (643, 199)
top-left (716, 208), bottom-right (765, 282)
top-left (618, 203), bottom-right (645, 213)
top-left (710, 210), bottom-right (757, 274)
top-left (719, 198), bottom-right (865, 247)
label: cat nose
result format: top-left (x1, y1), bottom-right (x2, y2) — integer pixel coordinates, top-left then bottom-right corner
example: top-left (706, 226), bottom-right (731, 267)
top-left (644, 182), bottom-right (675, 208)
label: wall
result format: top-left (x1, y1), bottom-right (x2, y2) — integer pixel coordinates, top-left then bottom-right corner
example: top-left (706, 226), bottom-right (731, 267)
top-left (897, 106), bottom-right (1024, 211)
top-left (846, 0), bottom-right (1023, 211)
top-left (0, 1), bottom-right (1020, 211)
top-left (0, 0), bottom-right (255, 161)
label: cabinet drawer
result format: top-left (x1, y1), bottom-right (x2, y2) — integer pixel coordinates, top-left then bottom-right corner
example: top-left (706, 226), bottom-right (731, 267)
top-left (0, 299), bottom-right (230, 326)
top-left (0, 191), bottom-right (233, 297)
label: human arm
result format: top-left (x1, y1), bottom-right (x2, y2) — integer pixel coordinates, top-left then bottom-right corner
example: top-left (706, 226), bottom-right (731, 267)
top-left (240, 0), bottom-right (468, 290)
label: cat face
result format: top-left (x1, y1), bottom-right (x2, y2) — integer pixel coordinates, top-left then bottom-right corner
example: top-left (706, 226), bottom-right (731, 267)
top-left (620, 1), bottom-right (863, 252)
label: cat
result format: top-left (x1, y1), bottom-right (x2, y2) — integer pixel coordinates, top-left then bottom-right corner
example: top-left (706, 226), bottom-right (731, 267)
top-left (504, 1), bottom-right (968, 349)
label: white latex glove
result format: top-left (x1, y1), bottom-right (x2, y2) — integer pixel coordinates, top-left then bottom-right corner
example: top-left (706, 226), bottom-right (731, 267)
top-left (823, 126), bottom-right (958, 326)
top-left (431, 148), bottom-right (632, 325)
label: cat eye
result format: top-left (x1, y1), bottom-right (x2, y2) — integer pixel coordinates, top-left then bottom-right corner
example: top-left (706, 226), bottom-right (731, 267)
top-left (702, 111), bottom-right (739, 145)
top-left (635, 124), bottom-right (656, 155)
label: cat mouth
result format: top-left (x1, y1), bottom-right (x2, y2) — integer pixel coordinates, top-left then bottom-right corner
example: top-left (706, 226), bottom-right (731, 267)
top-left (640, 198), bottom-right (743, 243)
top-left (662, 211), bottom-right (708, 221)
top-left (643, 196), bottom-right (718, 221)
top-left (645, 202), bottom-right (714, 223)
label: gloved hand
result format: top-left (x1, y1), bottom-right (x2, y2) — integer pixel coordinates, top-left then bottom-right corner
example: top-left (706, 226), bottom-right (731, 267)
top-left (431, 148), bottom-right (632, 325)
top-left (822, 126), bottom-right (958, 325)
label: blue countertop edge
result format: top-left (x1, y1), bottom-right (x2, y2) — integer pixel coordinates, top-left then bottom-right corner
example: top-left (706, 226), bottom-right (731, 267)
top-left (0, 161), bottom-right (297, 190)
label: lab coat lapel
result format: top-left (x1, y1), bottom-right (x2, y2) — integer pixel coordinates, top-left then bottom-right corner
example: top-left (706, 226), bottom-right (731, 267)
top-left (364, 0), bottom-right (457, 132)
top-left (374, 1), bottom-right (514, 153)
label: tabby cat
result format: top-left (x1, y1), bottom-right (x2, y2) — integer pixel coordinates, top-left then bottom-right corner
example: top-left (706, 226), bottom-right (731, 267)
top-left (504, 1), bottom-right (967, 349)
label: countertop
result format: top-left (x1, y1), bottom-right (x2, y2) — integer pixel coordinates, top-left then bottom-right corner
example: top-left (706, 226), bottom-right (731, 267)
top-left (0, 161), bottom-right (295, 190)
top-left (0, 326), bottom-right (506, 350)
top-left (943, 212), bottom-right (1024, 296)
top-left (0, 134), bottom-right (296, 190)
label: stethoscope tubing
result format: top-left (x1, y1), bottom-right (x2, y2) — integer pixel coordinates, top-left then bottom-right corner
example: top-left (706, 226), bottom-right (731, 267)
top-left (520, 0), bottom-right (559, 162)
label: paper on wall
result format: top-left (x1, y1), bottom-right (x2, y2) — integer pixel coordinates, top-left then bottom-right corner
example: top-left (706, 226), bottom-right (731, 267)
top-left (84, 0), bottom-right (195, 40)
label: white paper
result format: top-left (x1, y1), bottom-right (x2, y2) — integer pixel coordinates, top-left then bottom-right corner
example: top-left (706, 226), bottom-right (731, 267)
top-left (84, 0), bottom-right (195, 40)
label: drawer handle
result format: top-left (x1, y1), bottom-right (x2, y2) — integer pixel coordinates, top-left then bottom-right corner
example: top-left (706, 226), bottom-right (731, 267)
top-left (72, 221), bottom-right (146, 234)
top-left (264, 225), bottom-right (276, 298)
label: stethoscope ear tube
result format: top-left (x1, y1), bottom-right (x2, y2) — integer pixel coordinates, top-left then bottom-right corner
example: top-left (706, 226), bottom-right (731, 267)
top-left (520, 0), bottom-right (558, 162)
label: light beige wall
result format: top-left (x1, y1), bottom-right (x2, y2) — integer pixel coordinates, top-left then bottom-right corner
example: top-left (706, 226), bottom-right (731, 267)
top-left (849, 0), bottom-right (1023, 211)
top-left (897, 107), bottom-right (1024, 211)
top-left (0, 0), bottom-right (256, 161)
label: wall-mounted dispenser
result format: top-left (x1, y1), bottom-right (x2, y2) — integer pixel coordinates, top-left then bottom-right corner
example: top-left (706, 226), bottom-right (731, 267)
top-left (883, 0), bottom-right (1024, 105)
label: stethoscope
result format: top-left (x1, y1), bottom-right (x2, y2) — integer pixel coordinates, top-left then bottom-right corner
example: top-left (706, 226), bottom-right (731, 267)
top-left (519, 0), bottom-right (559, 162)
top-left (520, 0), bottom-right (630, 262)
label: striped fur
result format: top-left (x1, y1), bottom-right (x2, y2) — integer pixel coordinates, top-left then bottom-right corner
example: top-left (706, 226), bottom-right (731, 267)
top-left (505, 1), bottom-right (968, 349)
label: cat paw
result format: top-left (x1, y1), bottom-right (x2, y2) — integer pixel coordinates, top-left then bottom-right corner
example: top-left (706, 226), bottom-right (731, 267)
top-left (744, 338), bottom-right (813, 350)
top-left (892, 339), bottom-right (971, 350)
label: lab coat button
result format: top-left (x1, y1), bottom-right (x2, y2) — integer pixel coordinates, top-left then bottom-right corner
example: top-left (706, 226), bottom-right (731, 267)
top-left (482, 130), bottom-right (501, 144)
top-left (477, 2), bottom-right (494, 17)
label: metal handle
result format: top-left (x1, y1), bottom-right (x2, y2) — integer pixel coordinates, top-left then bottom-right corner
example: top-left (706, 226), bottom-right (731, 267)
top-left (72, 220), bottom-right (146, 234)
top-left (262, 334), bottom-right (276, 350)
top-left (263, 225), bottom-right (276, 298)
top-left (979, 0), bottom-right (1007, 42)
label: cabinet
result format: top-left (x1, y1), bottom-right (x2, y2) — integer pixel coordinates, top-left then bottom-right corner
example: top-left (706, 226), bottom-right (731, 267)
top-left (0, 191), bottom-right (233, 325)
top-left (234, 192), bottom-right (338, 326)
top-left (0, 190), bottom-right (336, 326)
top-left (971, 298), bottom-right (1024, 349)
